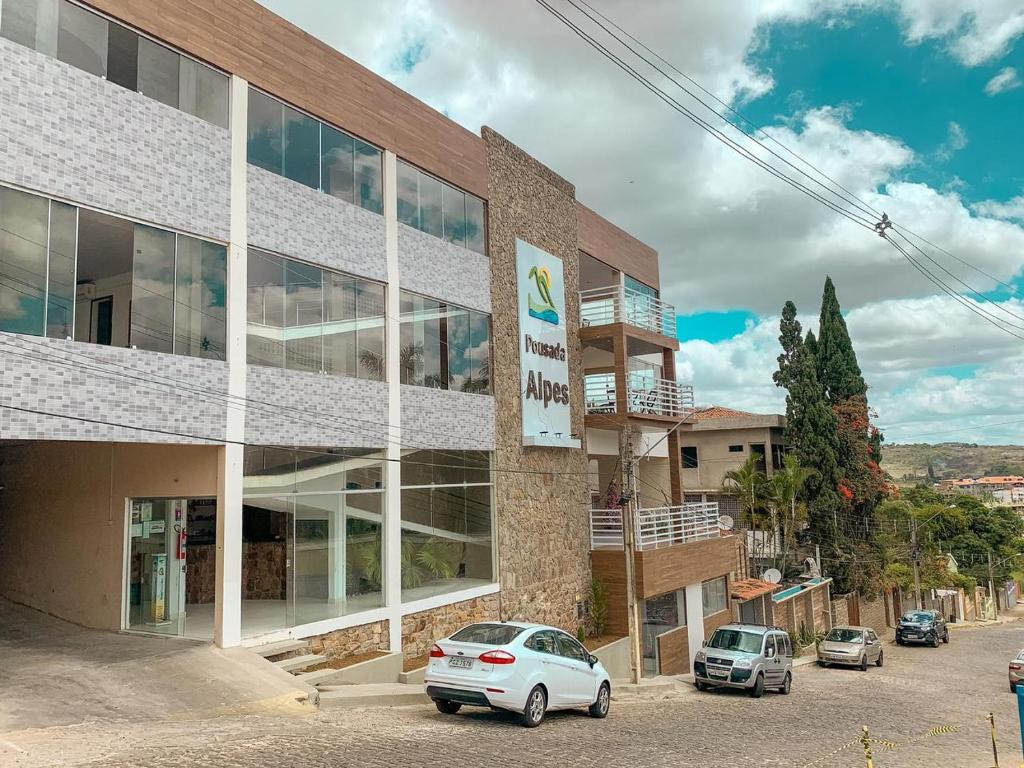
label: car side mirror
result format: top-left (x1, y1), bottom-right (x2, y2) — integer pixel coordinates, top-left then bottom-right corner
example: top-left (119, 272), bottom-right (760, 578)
top-left (766, 648), bottom-right (775, 658)
top-left (588, 654), bottom-right (598, 668)
top-left (701, 639), bottom-right (707, 647)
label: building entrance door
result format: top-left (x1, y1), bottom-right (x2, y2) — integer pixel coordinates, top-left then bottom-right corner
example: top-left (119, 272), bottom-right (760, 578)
top-left (125, 497), bottom-right (215, 639)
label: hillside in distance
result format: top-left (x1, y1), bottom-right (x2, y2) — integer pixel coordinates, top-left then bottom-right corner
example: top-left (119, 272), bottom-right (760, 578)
top-left (883, 443), bottom-right (1024, 486)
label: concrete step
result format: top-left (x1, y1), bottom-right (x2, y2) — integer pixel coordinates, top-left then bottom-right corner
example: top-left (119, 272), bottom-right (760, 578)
top-left (274, 653), bottom-right (326, 673)
top-left (297, 668), bottom-right (355, 688)
top-left (317, 683), bottom-right (429, 710)
top-left (253, 639), bottom-right (309, 659)
top-left (398, 666), bottom-right (426, 685)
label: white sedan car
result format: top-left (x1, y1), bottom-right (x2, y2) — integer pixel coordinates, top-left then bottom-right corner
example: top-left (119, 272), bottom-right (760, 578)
top-left (424, 621), bottom-right (612, 727)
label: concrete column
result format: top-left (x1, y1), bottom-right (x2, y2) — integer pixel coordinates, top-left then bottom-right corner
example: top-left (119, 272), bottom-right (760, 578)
top-left (214, 75), bottom-right (248, 648)
top-left (383, 150), bottom-right (403, 653)
top-left (685, 582), bottom-right (705, 666)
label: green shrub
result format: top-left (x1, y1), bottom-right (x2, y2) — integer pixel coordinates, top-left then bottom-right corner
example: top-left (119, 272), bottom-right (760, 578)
top-left (589, 578), bottom-right (609, 638)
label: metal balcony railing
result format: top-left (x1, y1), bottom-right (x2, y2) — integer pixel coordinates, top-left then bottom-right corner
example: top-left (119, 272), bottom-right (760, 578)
top-left (579, 284), bottom-right (678, 338)
top-left (584, 372), bottom-right (695, 418)
top-left (589, 503), bottom-right (721, 551)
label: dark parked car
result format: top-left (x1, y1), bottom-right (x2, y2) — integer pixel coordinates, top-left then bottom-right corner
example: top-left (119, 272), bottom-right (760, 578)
top-left (896, 609), bottom-right (949, 647)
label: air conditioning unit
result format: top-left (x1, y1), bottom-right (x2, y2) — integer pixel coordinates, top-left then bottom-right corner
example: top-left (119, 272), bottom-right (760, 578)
top-left (76, 283), bottom-right (96, 300)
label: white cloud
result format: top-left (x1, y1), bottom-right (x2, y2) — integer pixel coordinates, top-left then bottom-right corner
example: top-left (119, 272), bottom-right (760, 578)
top-left (985, 66), bottom-right (1023, 95)
top-left (974, 196), bottom-right (1024, 222)
top-left (935, 121), bottom-right (968, 160)
top-left (894, 0), bottom-right (1024, 65)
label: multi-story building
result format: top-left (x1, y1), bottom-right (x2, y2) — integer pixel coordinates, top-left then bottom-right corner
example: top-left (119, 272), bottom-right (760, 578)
top-left (0, 0), bottom-right (737, 679)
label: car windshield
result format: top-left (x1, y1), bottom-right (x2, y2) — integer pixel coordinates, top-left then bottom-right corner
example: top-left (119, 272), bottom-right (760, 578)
top-left (901, 612), bottom-right (933, 623)
top-left (450, 623), bottom-right (525, 645)
top-left (708, 629), bottom-right (763, 654)
top-left (825, 629), bottom-right (863, 643)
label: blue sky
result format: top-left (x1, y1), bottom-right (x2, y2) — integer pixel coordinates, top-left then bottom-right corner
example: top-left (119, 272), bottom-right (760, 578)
top-left (258, 1), bottom-right (1024, 443)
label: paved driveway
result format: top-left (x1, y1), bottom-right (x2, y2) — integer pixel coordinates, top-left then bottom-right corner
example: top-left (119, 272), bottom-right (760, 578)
top-left (6, 620), bottom-right (1024, 768)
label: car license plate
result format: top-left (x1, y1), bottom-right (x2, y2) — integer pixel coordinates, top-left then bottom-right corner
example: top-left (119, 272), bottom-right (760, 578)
top-left (448, 657), bottom-right (473, 669)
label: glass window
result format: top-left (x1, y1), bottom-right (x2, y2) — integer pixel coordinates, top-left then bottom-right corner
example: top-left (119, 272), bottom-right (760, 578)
top-left (174, 235), bottom-right (226, 360)
top-left (417, 173), bottom-right (443, 239)
top-left (400, 449), bottom-right (494, 602)
top-left (130, 224), bottom-right (175, 353)
top-left (74, 209), bottom-right (132, 346)
top-left (557, 633), bottom-right (589, 662)
top-left (46, 201), bottom-right (77, 340)
top-left (451, 623), bottom-right (525, 645)
top-left (681, 446), bottom-right (698, 469)
top-left (179, 56), bottom-right (229, 129)
top-left (468, 311), bottom-right (491, 393)
top-left (446, 305), bottom-right (470, 392)
top-left (526, 630), bottom-right (558, 655)
top-left (442, 185), bottom-right (466, 247)
top-left (57, 0), bottom-right (107, 77)
top-left (355, 281), bottom-right (385, 381)
top-left (400, 290), bottom-right (490, 393)
top-left (465, 195), bottom-right (486, 255)
top-left (397, 160), bottom-right (419, 228)
top-left (247, 89), bottom-right (283, 175)
top-left (0, 186), bottom-right (48, 336)
top-left (246, 249), bottom-right (285, 368)
top-left (137, 37), bottom-right (179, 109)
top-left (764, 635), bottom-right (776, 656)
top-left (283, 258), bottom-right (322, 372)
top-left (283, 106), bottom-right (319, 189)
top-left (1, 0), bottom-right (59, 55)
top-left (353, 140), bottom-right (383, 214)
top-left (320, 125), bottom-right (354, 203)
top-left (702, 576), bottom-right (728, 616)
top-left (104, 21), bottom-right (137, 91)
top-left (322, 271), bottom-right (357, 378)
top-left (729, 445), bottom-right (744, 453)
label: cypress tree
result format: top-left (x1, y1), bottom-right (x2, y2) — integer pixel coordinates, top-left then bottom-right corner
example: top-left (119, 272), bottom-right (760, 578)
top-left (816, 276), bottom-right (866, 404)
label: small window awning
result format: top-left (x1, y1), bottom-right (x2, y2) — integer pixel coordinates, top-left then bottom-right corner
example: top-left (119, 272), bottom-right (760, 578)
top-left (730, 578), bottom-right (780, 602)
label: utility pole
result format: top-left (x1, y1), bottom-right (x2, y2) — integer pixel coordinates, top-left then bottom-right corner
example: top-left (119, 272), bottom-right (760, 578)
top-left (911, 515), bottom-right (922, 610)
top-left (988, 551), bottom-right (997, 621)
top-left (621, 428), bottom-right (642, 685)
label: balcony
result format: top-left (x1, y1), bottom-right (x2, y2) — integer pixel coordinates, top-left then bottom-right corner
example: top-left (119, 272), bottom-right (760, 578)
top-left (589, 502), bottom-right (720, 551)
top-left (584, 372), bottom-right (694, 419)
top-left (580, 284), bottom-right (677, 339)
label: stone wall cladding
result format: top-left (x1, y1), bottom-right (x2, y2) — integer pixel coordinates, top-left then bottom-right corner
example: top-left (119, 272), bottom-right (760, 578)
top-left (399, 385), bottom-right (495, 450)
top-left (309, 620), bottom-right (390, 658)
top-left (397, 224), bottom-right (491, 313)
top-left (247, 167), bottom-right (387, 282)
top-left (482, 126), bottom-right (591, 632)
top-left (0, 38), bottom-right (229, 241)
top-left (245, 365), bottom-right (389, 448)
top-left (0, 334), bottom-right (228, 442)
top-left (401, 593), bottom-right (501, 660)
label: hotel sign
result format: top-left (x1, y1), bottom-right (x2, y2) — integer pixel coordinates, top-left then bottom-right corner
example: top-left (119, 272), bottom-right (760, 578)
top-left (516, 239), bottom-right (580, 448)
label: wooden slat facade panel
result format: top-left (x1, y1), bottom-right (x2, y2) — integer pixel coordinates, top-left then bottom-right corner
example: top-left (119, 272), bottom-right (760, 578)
top-left (81, 0), bottom-right (488, 198)
top-left (656, 625), bottom-right (690, 675)
top-left (636, 535), bottom-right (737, 598)
top-left (591, 550), bottom-right (629, 637)
top-left (577, 202), bottom-right (659, 289)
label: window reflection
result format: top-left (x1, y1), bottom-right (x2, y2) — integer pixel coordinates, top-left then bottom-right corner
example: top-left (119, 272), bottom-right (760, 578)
top-left (396, 160), bottom-right (486, 256)
top-left (399, 290), bottom-right (491, 394)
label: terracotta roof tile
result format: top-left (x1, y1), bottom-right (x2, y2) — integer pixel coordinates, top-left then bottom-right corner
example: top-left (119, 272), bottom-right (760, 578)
top-left (730, 578), bottom-right (781, 601)
top-left (692, 406), bottom-right (757, 421)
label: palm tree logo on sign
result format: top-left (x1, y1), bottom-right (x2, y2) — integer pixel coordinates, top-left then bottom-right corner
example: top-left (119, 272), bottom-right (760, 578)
top-left (527, 265), bottom-right (559, 325)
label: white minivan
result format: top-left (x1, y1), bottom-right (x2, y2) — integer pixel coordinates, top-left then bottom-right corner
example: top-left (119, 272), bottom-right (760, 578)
top-left (424, 621), bottom-right (612, 727)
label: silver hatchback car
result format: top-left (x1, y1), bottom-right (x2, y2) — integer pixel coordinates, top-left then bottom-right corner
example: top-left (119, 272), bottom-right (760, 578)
top-left (817, 626), bottom-right (884, 670)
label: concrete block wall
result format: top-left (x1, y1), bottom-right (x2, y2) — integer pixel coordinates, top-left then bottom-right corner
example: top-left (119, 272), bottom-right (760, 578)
top-left (397, 224), bottom-right (491, 313)
top-left (0, 38), bottom-right (230, 241)
top-left (399, 385), bottom-right (496, 451)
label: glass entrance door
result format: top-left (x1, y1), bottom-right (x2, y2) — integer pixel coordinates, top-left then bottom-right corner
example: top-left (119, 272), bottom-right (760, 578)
top-left (126, 499), bottom-right (186, 636)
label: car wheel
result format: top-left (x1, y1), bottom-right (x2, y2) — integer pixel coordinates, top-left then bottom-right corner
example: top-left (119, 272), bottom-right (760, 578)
top-left (859, 655), bottom-right (868, 671)
top-left (588, 682), bottom-right (610, 719)
top-left (896, 637), bottom-right (904, 646)
top-left (930, 632), bottom-right (940, 648)
top-left (876, 650), bottom-right (884, 668)
top-left (434, 699), bottom-right (462, 715)
top-left (748, 673), bottom-right (765, 699)
top-left (695, 680), bottom-right (708, 691)
top-left (943, 630), bottom-right (950, 644)
top-left (817, 660), bottom-right (829, 668)
top-left (780, 672), bottom-right (792, 695)
top-left (521, 685), bottom-right (547, 728)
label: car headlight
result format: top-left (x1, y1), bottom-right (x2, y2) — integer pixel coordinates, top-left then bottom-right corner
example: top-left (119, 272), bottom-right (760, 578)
top-left (694, 651), bottom-right (706, 663)
top-left (733, 658), bottom-right (752, 669)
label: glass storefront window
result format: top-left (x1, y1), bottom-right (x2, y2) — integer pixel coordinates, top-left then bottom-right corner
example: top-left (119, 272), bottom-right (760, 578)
top-left (400, 449), bottom-right (494, 603)
top-left (241, 447), bottom-right (386, 637)
top-left (702, 576), bottom-right (728, 616)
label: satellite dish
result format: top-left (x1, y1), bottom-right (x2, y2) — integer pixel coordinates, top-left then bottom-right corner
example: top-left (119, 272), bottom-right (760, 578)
top-left (762, 568), bottom-right (783, 584)
top-left (718, 514), bottom-right (735, 531)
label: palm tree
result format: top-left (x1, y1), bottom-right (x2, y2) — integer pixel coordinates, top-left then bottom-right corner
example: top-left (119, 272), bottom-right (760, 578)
top-left (358, 342), bottom-right (424, 381)
top-left (768, 454), bottom-right (816, 575)
top-left (723, 456), bottom-right (769, 561)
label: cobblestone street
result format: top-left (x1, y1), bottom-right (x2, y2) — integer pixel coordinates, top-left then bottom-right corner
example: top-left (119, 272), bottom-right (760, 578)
top-left (5, 622), bottom-right (1024, 768)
